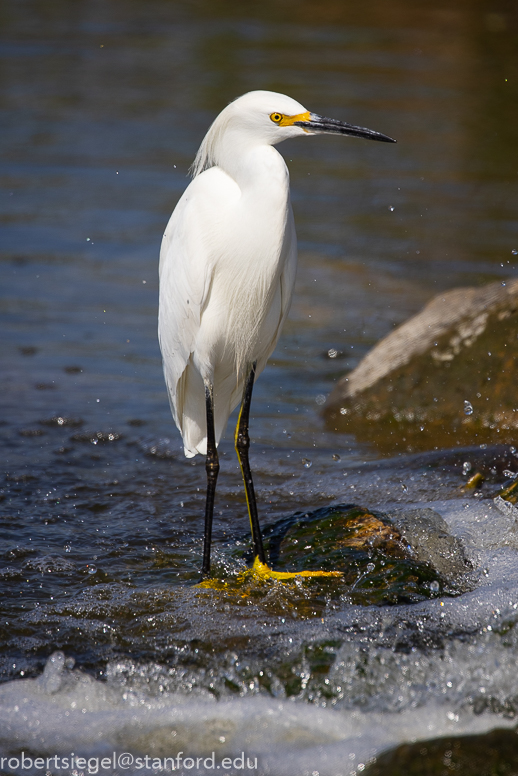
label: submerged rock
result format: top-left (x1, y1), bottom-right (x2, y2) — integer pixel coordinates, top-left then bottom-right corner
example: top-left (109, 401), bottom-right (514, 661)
top-left (365, 727), bottom-right (518, 776)
top-left (325, 278), bottom-right (518, 455)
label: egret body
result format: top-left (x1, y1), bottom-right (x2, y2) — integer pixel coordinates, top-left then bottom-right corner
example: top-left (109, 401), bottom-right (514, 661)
top-left (158, 90), bottom-right (395, 575)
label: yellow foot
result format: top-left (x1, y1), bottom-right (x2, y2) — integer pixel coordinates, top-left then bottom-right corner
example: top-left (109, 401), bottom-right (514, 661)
top-left (250, 556), bottom-right (342, 580)
top-left (196, 556), bottom-right (342, 588)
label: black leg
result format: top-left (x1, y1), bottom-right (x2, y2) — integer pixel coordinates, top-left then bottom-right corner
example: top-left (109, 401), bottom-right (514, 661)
top-left (202, 383), bottom-right (219, 575)
top-left (235, 362), bottom-right (266, 564)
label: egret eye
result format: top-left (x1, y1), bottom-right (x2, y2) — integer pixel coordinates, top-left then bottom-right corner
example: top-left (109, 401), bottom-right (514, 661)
top-left (270, 112), bottom-right (283, 124)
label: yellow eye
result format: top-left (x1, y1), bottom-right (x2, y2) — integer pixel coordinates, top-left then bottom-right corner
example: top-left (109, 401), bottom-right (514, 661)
top-left (270, 112), bottom-right (283, 124)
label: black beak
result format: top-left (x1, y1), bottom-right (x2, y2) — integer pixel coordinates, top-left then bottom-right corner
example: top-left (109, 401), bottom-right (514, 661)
top-left (295, 113), bottom-right (396, 143)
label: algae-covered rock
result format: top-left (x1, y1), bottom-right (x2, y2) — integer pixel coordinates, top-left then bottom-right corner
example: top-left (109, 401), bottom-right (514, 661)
top-left (325, 279), bottom-right (518, 455)
top-left (259, 504), bottom-right (470, 605)
top-left (365, 728), bottom-right (518, 776)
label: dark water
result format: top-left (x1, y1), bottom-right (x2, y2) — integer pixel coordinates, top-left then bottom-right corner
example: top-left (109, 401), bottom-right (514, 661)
top-left (1, 1), bottom-right (518, 772)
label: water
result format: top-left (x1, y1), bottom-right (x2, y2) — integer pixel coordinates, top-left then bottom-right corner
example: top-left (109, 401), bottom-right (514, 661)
top-left (1, 0), bottom-right (518, 772)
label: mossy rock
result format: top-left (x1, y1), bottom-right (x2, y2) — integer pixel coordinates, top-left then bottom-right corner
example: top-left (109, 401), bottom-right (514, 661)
top-left (325, 279), bottom-right (518, 455)
top-left (260, 504), bottom-right (460, 605)
top-left (365, 728), bottom-right (518, 776)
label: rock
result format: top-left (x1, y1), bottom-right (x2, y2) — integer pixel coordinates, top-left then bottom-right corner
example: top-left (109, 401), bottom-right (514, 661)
top-left (324, 278), bottom-right (518, 454)
top-left (257, 504), bottom-right (467, 605)
top-left (365, 728), bottom-right (518, 776)
top-left (386, 508), bottom-right (473, 590)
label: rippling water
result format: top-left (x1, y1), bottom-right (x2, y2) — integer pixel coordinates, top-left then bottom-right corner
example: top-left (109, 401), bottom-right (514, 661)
top-left (1, 0), bottom-right (518, 773)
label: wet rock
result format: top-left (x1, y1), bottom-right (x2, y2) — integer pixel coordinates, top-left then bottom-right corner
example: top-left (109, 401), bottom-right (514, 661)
top-left (365, 727), bottom-right (518, 776)
top-left (386, 508), bottom-right (473, 590)
top-left (259, 504), bottom-right (450, 605)
top-left (325, 278), bottom-right (518, 455)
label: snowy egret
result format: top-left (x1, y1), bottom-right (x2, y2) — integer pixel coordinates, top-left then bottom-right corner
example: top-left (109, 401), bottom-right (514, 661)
top-left (159, 90), bottom-right (395, 576)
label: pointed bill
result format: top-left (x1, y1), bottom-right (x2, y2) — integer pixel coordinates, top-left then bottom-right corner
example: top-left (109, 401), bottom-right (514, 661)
top-left (294, 113), bottom-right (396, 143)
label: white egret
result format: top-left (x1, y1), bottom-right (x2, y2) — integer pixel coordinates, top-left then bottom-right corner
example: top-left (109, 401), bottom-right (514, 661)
top-left (158, 90), bottom-right (395, 576)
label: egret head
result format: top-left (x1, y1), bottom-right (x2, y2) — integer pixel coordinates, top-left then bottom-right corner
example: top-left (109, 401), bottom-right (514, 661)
top-left (220, 91), bottom-right (314, 145)
top-left (191, 90), bottom-right (395, 177)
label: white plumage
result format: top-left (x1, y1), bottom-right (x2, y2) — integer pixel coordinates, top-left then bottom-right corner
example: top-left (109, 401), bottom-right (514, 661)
top-left (159, 91), bottom-right (306, 457)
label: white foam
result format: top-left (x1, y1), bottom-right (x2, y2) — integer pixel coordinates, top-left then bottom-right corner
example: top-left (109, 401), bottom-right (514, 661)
top-left (0, 656), bottom-right (515, 776)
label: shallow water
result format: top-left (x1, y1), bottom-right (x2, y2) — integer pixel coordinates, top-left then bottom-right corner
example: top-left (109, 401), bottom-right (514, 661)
top-left (1, 0), bottom-right (518, 773)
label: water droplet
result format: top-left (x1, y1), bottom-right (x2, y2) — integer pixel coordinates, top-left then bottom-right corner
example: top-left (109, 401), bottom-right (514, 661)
top-left (401, 483), bottom-right (408, 492)
top-left (512, 249), bottom-right (518, 255)
top-left (366, 563), bottom-right (375, 573)
top-left (64, 544), bottom-right (72, 553)
top-left (340, 407), bottom-right (348, 415)
top-left (462, 461), bottom-right (472, 475)
top-left (430, 580), bottom-right (440, 592)
top-left (464, 400), bottom-right (473, 416)
top-left (301, 458), bottom-right (312, 469)
top-left (327, 348), bottom-right (338, 358)
top-left (502, 282), bottom-right (506, 287)
top-left (87, 565), bottom-right (97, 575)
top-left (388, 205), bottom-right (395, 211)
top-left (315, 394), bottom-right (326, 405)
top-left (332, 453), bottom-right (341, 461)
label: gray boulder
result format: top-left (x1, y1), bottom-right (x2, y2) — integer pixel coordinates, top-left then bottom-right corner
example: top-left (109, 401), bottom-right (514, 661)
top-left (325, 279), bottom-right (518, 454)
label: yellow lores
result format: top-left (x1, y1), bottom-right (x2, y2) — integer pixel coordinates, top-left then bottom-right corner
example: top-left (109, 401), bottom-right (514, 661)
top-left (270, 110), bottom-right (311, 127)
top-left (158, 90), bottom-right (395, 579)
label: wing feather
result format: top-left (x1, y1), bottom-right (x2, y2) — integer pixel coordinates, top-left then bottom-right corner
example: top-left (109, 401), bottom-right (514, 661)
top-left (158, 168), bottom-right (239, 451)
